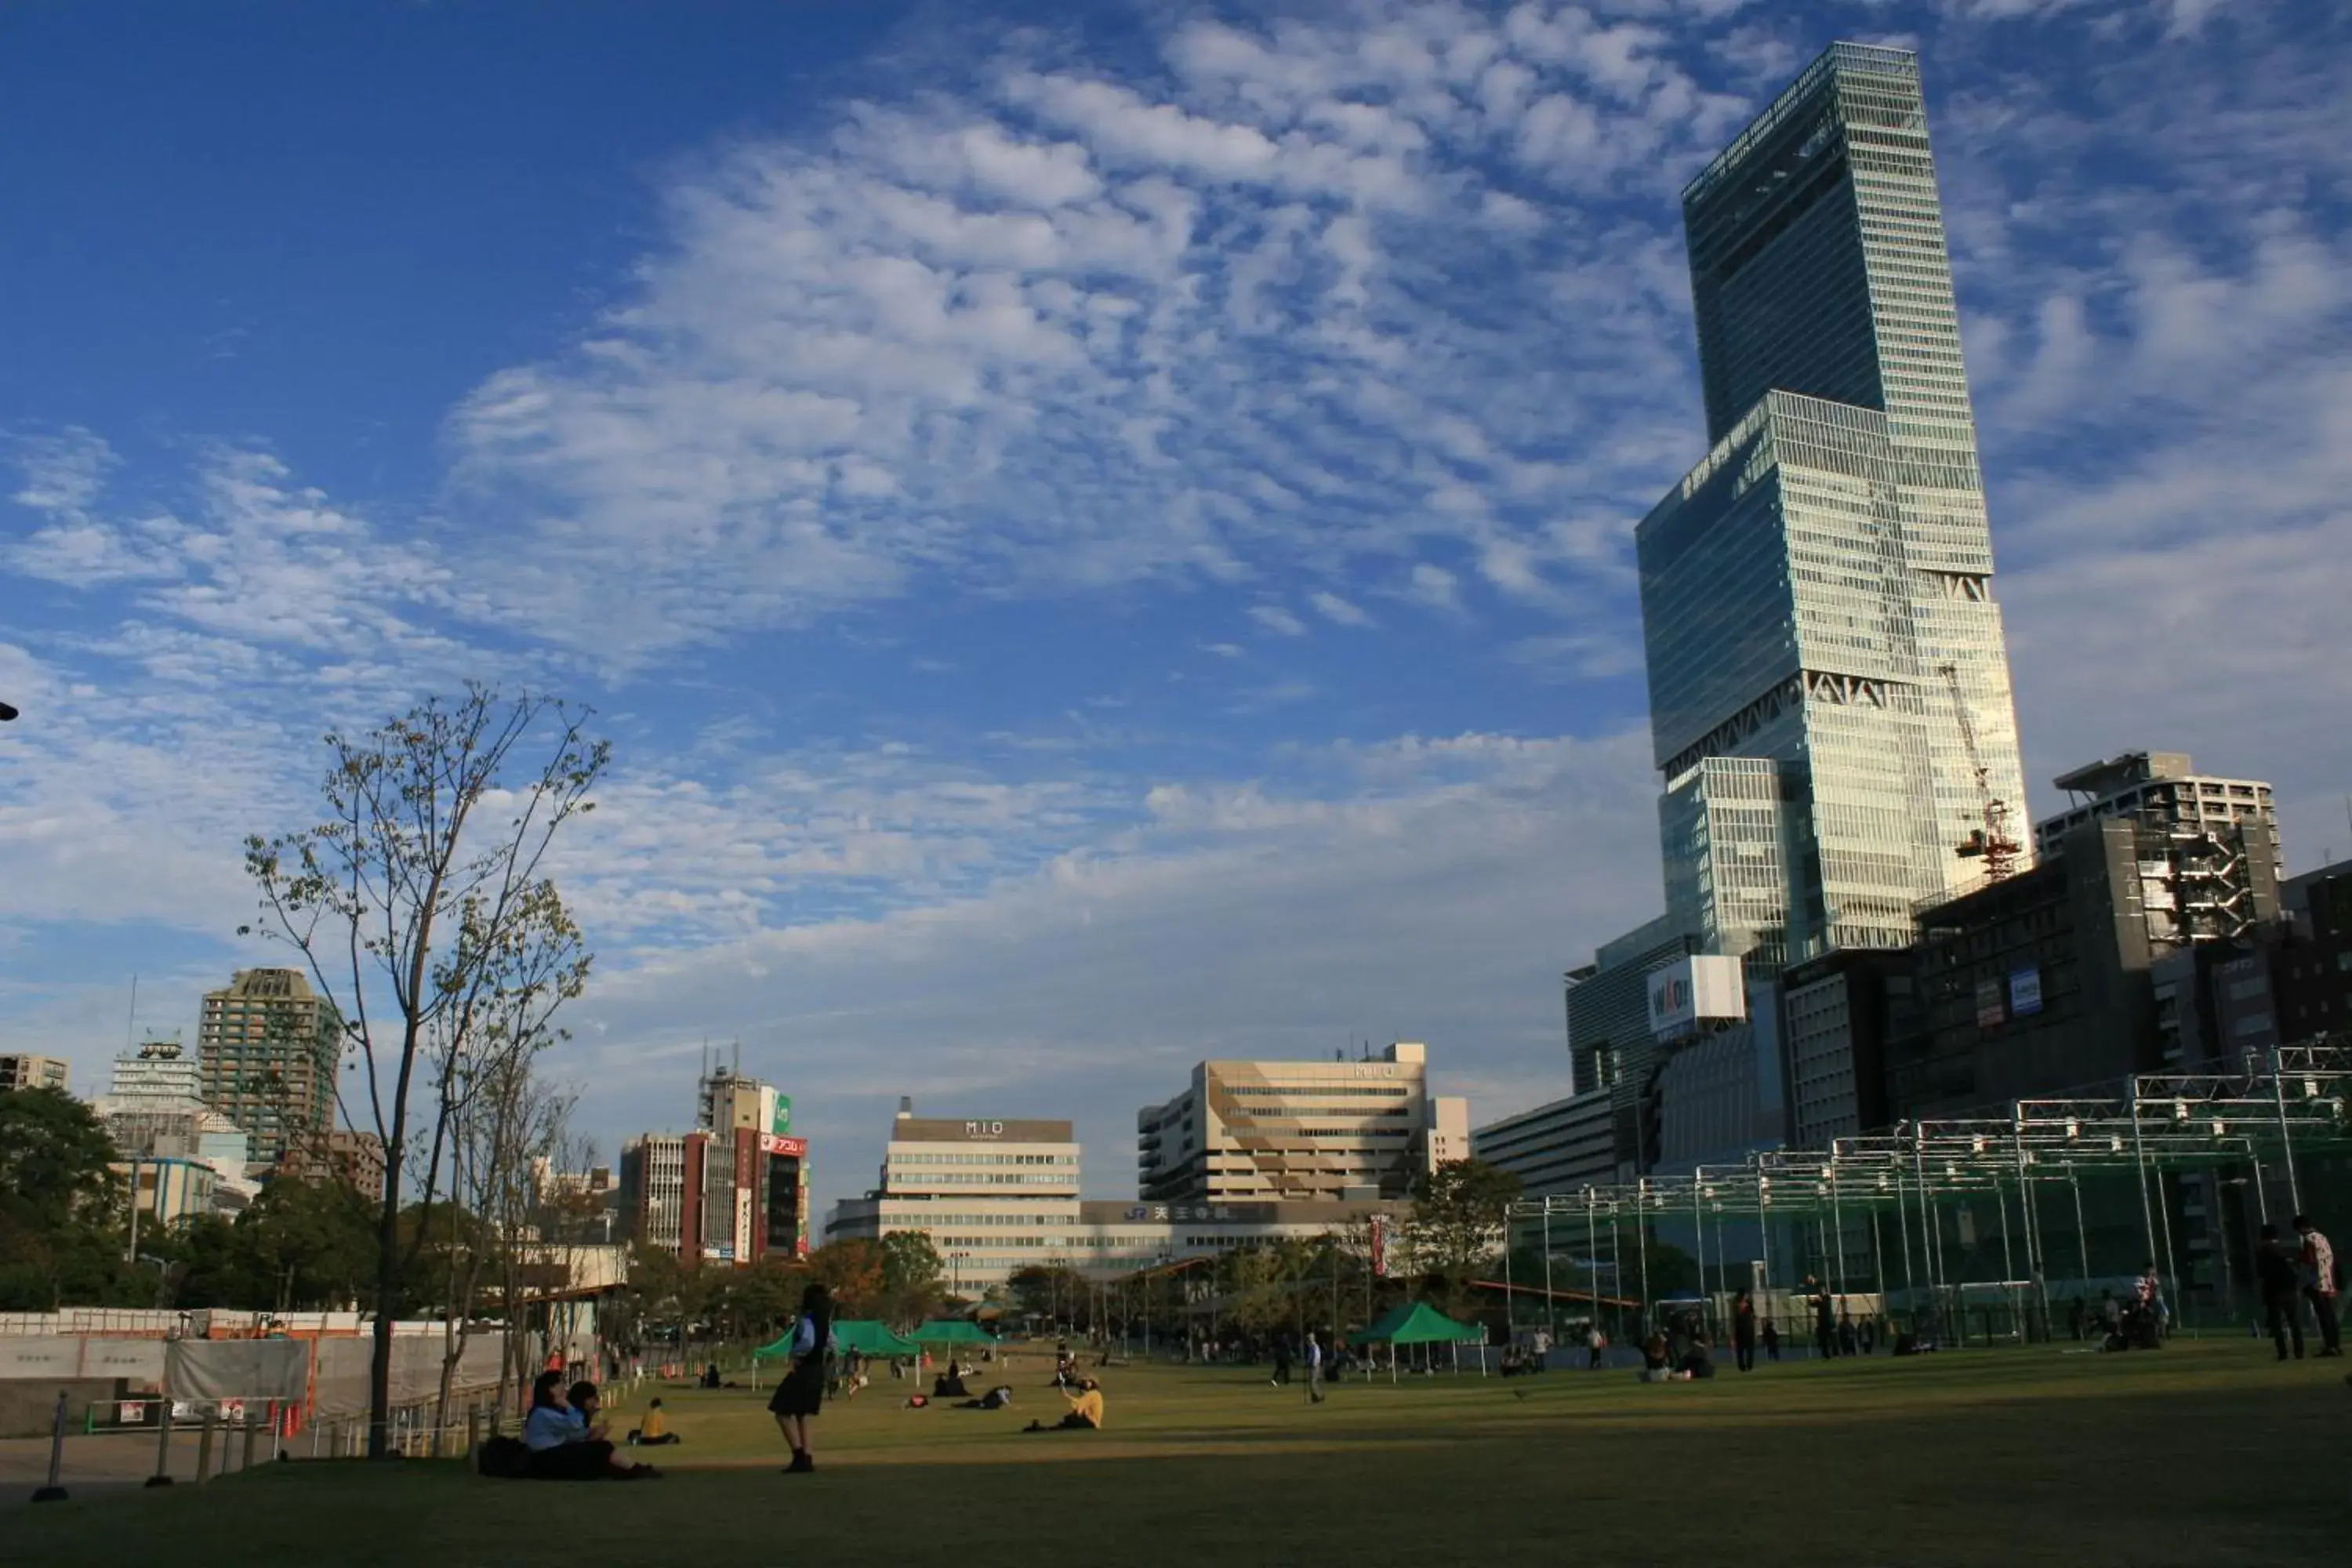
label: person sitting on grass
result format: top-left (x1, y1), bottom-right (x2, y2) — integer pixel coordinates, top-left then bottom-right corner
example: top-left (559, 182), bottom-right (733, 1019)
top-left (626, 1398), bottom-right (678, 1446)
top-left (1023, 1377), bottom-right (1105, 1431)
top-left (523, 1373), bottom-right (660, 1480)
top-left (1676, 1334), bottom-right (1716, 1381)
top-left (1639, 1329), bottom-right (1671, 1382)
top-left (935, 1363), bottom-right (973, 1399)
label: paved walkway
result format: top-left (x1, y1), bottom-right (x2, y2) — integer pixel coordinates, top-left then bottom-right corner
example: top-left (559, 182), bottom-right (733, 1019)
top-left (0, 1429), bottom-right (260, 1507)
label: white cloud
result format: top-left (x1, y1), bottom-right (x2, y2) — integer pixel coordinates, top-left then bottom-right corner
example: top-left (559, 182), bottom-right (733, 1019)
top-left (557, 729), bottom-right (1661, 1195)
top-left (423, 2), bottom-right (1757, 662)
top-left (1249, 602), bottom-right (1308, 637)
top-left (1308, 590), bottom-right (1374, 627)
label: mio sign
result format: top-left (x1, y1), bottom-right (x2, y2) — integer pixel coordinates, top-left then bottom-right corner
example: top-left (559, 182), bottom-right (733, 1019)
top-left (1646, 955), bottom-right (1747, 1040)
top-left (964, 1120), bottom-right (1006, 1138)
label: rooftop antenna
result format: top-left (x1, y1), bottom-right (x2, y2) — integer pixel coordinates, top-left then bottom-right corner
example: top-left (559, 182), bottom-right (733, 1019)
top-left (126, 975), bottom-right (139, 1051)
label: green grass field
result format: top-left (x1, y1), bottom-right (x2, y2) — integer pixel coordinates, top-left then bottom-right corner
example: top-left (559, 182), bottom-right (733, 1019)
top-left (13, 1341), bottom-right (2347, 1566)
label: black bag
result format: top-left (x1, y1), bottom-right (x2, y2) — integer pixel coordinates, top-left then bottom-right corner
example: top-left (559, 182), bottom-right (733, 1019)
top-left (477, 1436), bottom-right (531, 1479)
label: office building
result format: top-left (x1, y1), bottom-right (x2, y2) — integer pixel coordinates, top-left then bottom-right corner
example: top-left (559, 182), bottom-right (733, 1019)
top-left (1470, 1089), bottom-right (1617, 1197)
top-left (619, 1134), bottom-right (688, 1252)
top-left (2033, 753), bottom-right (2279, 869)
top-left (1642, 41), bottom-right (2030, 965)
top-left (0, 1054), bottom-right (70, 1094)
top-left (826, 1192), bottom-right (1412, 1292)
top-left (691, 1066), bottom-right (810, 1265)
top-left (826, 1101), bottom-right (1407, 1289)
top-left (1779, 949), bottom-right (1909, 1148)
top-left (2151, 857), bottom-right (2352, 1067)
top-left (1563, 43), bottom-right (2032, 1181)
top-left (277, 1128), bottom-right (387, 1196)
top-left (113, 1156), bottom-right (217, 1227)
top-left (826, 1102), bottom-right (1081, 1290)
top-left (1882, 810), bottom-right (2284, 1121)
top-left (107, 1036), bottom-right (203, 1103)
top-left (1134, 1044), bottom-right (1468, 1204)
top-left (198, 967), bottom-right (341, 1164)
top-left (616, 1063), bottom-right (810, 1265)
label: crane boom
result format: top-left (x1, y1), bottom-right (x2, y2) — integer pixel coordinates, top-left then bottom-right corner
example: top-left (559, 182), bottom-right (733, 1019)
top-left (1939, 662), bottom-right (2020, 881)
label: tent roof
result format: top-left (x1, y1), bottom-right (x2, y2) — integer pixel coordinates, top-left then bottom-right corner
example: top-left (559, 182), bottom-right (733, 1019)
top-left (752, 1319), bottom-right (917, 1358)
top-left (832, 1319), bottom-right (918, 1356)
top-left (910, 1319), bottom-right (998, 1344)
top-left (1348, 1301), bottom-right (1484, 1346)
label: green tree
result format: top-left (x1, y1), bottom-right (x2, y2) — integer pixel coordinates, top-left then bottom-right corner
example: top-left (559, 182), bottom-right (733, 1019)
top-left (242, 1175), bottom-right (379, 1308)
top-left (1409, 1158), bottom-right (1523, 1315)
top-left (878, 1230), bottom-right (944, 1325)
top-left (803, 1238), bottom-right (885, 1316)
top-left (0, 1088), bottom-right (144, 1310)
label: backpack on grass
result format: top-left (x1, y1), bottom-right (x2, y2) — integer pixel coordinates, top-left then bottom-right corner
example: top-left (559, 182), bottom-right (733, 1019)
top-left (477, 1436), bottom-right (531, 1479)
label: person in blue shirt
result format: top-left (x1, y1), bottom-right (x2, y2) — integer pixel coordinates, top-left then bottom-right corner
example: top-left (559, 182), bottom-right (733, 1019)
top-left (523, 1371), bottom-right (659, 1481)
top-left (768, 1283), bottom-right (833, 1474)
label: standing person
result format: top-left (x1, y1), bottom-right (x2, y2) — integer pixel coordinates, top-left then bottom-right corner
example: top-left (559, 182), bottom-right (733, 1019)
top-left (1762, 1318), bottom-right (1780, 1363)
top-left (2295, 1215), bottom-right (2342, 1357)
top-left (1837, 1311), bottom-right (1859, 1358)
top-left (1586, 1323), bottom-right (1605, 1371)
top-left (1807, 1276), bottom-right (1836, 1359)
top-left (1732, 1290), bottom-right (1758, 1373)
top-left (1305, 1331), bottom-right (1326, 1403)
top-left (768, 1283), bottom-right (833, 1474)
top-left (2256, 1223), bottom-right (2305, 1362)
top-left (1270, 1334), bottom-right (1293, 1387)
top-left (2067, 1297), bottom-right (2085, 1341)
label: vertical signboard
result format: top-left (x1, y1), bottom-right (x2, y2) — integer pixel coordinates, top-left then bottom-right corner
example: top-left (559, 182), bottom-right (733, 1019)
top-left (1975, 978), bottom-right (2005, 1029)
top-left (2009, 967), bottom-right (2042, 1018)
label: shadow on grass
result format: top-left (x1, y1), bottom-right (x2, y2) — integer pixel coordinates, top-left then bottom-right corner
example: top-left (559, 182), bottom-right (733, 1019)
top-left (9, 1355), bottom-right (2344, 1568)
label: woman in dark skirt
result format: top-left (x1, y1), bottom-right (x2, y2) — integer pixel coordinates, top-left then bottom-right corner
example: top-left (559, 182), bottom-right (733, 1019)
top-left (768, 1282), bottom-right (832, 1473)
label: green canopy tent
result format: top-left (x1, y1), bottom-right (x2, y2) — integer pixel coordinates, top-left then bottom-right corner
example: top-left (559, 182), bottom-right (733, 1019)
top-left (753, 1320), bottom-right (920, 1359)
top-left (750, 1319), bottom-right (918, 1386)
top-left (1348, 1301), bottom-right (1488, 1381)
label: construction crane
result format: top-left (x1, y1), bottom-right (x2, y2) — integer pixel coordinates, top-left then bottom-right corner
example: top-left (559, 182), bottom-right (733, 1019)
top-left (1940, 662), bottom-right (2020, 882)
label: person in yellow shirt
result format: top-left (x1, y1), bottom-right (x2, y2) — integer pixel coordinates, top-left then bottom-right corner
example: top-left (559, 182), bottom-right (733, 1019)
top-left (1023, 1377), bottom-right (1105, 1432)
top-left (626, 1398), bottom-right (679, 1446)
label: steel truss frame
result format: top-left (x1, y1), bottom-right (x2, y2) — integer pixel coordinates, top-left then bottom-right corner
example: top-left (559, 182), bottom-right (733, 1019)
top-left (1502, 1044), bottom-right (2352, 1338)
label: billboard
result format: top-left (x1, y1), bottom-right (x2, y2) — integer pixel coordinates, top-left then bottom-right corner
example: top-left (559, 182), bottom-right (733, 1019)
top-left (2009, 967), bottom-right (2042, 1018)
top-left (765, 1090), bottom-right (793, 1137)
top-left (1647, 955), bottom-right (1747, 1040)
top-left (759, 1133), bottom-right (808, 1157)
top-left (1976, 978), bottom-right (2005, 1029)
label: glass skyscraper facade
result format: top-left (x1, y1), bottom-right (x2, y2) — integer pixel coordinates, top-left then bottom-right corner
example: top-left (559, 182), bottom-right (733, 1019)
top-left (1638, 42), bottom-right (2028, 967)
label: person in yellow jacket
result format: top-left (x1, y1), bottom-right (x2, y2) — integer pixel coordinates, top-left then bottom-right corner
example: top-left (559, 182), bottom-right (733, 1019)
top-left (626, 1398), bottom-right (679, 1446)
top-left (1023, 1377), bottom-right (1105, 1432)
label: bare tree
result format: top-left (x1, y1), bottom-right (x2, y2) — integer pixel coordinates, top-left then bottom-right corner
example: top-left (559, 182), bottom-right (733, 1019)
top-left (243, 685), bottom-right (604, 1459)
top-left (430, 1005), bottom-right (577, 1448)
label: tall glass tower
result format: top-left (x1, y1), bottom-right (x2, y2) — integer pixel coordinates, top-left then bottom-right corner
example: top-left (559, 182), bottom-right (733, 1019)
top-left (1637, 42), bottom-right (2028, 968)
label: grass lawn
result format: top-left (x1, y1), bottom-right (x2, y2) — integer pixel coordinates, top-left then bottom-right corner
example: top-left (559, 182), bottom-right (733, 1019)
top-left (13, 1341), bottom-right (2347, 1566)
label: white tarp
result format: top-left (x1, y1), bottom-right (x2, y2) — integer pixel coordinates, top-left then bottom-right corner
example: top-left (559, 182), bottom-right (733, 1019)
top-left (0, 1338), bottom-right (85, 1381)
top-left (312, 1336), bottom-right (503, 1417)
top-left (165, 1339), bottom-right (310, 1405)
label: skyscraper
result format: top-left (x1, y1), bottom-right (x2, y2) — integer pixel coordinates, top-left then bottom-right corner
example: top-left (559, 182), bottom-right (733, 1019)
top-left (198, 967), bottom-right (342, 1164)
top-left (1639, 41), bottom-right (2027, 967)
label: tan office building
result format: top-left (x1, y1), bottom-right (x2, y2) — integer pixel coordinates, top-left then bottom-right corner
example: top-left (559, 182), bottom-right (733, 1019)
top-left (1136, 1044), bottom-right (1469, 1203)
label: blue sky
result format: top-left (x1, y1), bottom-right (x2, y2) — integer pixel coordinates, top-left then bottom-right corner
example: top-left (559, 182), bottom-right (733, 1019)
top-left (4, 1), bottom-right (2348, 1211)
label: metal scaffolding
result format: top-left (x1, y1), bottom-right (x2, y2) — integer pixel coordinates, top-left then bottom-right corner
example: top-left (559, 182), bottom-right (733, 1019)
top-left (1507, 1044), bottom-right (2352, 1340)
